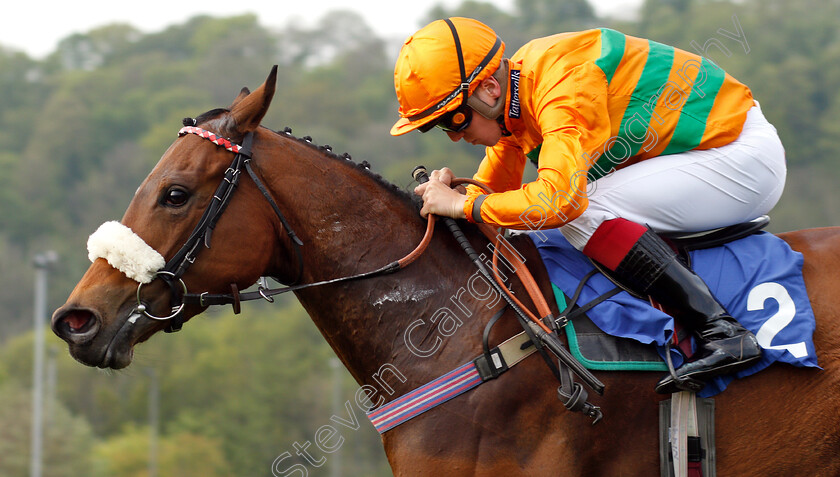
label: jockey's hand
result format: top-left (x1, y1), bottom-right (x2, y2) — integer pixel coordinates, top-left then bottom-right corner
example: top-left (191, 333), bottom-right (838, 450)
top-left (413, 167), bottom-right (467, 219)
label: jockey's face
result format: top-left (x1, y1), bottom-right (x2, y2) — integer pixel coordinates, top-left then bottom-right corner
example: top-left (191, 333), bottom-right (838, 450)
top-left (444, 112), bottom-right (503, 147)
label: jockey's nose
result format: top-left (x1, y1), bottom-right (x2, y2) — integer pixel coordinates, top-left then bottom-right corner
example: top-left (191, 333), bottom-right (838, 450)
top-left (446, 130), bottom-right (465, 142)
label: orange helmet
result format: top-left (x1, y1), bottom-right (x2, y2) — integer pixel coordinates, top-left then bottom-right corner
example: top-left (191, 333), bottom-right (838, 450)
top-left (390, 17), bottom-right (505, 136)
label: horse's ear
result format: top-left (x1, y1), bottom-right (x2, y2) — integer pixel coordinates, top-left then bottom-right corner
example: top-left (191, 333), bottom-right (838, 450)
top-left (229, 65), bottom-right (278, 134)
top-left (229, 87), bottom-right (251, 109)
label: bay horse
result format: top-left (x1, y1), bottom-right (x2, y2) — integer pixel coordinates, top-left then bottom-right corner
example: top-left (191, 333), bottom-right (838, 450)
top-left (53, 67), bottom-right (840, 475)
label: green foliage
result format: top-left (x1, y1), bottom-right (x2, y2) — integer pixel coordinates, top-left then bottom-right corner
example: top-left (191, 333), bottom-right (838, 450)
top-left (0, 383), bottom-right (96, 477)
top-left (515, 0), bottom-right (598, 35)
top-left (91, 423), bottom-right (232, 477)
top-left (0, 302), bottom-right (391, 475)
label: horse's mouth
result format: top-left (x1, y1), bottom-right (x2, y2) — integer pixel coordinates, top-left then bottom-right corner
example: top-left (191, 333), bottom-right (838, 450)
top-left (55, 305), bottom-right (146, 369)
top-left (99, 340), bottom-right (135, 369)
top-left (95, 308), bottom-right (149, 369)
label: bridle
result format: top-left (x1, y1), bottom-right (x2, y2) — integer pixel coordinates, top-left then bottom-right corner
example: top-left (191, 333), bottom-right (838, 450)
top-left (164, 124), bottom-right (304, 284)
top-left (133, 121), bottom-right (433, 332)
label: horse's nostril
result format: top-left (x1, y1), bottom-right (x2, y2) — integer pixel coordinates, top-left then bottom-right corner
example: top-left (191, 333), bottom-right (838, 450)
top-left (63, 313), bottom-right (91, 331)
top-left (54, 310), bottom-right (98, 343)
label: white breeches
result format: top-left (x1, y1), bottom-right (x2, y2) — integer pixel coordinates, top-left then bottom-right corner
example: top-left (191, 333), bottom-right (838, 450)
top-left (560, 103), bottom-right (787, 250)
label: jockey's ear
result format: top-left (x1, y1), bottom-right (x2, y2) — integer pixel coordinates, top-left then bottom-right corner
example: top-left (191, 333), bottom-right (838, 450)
top-left (230, 65), bottom-right (277, 134)
top-left (477, 75), bottom-right (501, 101)
top-left (467, 59), bottom-right (507, 120)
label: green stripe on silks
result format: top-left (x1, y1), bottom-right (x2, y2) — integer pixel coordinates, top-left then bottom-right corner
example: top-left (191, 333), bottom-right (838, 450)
top-left (588, 40), bottom-right (675, 183)
top-left (526, 144), bottom-right (542, 167)
top-left (530, 29), bottom-right (623, 173)
top-left (595, 28), bottom-right (626, 84)
top-left (661, 57), bottom-right (726, 155)
top-left (552, 284), bottom-right (669, 371)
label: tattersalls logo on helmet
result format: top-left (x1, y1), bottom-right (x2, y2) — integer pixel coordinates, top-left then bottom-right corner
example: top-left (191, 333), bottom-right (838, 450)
top-left (509, 69), bottom-right (521, 119)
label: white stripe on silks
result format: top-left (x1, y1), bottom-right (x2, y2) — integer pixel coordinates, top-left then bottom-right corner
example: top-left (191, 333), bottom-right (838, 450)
top-left (87, 221), bottom-right (165, 284)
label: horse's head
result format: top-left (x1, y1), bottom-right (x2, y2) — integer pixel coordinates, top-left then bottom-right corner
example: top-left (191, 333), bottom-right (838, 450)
top-left (52, 67), bottom-right (287, 369)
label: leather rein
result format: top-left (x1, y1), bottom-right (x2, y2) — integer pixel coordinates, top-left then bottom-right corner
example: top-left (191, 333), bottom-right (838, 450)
top-left (138, 122), bottom-right (605, 420)
top-left (146, 121), bottom-right (557, 359)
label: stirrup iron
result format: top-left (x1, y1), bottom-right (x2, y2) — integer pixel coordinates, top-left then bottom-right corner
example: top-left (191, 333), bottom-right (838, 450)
top-left (663, 343), bottom-right (705, 393)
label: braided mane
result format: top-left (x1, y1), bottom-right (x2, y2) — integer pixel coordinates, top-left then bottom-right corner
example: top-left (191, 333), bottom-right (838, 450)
top-left (188, 107), bottom-right (420, 210)
top-left (188, 107), bottom-right (421, 211)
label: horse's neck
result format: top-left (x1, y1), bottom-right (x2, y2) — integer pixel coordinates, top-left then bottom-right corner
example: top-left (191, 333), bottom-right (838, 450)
top-left (267, 141), bottom-right (490, 388)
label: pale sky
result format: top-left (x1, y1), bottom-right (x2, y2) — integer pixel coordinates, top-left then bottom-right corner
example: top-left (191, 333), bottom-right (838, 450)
top-left (1, 0), bottom-right (641, 59)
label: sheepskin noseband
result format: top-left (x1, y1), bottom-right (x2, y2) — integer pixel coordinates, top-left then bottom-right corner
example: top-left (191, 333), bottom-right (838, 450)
top-left (87, 221), bottom-right (165, 284)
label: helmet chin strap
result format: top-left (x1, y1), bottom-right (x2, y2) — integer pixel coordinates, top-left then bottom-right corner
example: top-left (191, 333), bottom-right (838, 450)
top-left (467, 58), bottom-right (509, 120)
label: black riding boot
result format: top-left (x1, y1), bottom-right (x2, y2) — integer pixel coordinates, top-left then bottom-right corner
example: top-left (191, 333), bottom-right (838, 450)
top-left (609, 229), bottom-right (762, 394)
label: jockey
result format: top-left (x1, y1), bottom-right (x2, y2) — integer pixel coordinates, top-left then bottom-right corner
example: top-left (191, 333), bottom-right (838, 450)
top-left (391, 18), bottom-right (787, 394)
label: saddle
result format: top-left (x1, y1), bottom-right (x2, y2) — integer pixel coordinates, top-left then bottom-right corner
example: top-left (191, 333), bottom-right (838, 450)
top-left (564, 216), bottom-right (771, 369)
top-left (473, 215), bottom-right (773, 422)
top-left (663, 215), bottom-right (771, 259)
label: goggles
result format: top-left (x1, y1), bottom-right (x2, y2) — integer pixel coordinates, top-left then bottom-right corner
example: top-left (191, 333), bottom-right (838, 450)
top-left (418, 105), bottom-right (473, 133)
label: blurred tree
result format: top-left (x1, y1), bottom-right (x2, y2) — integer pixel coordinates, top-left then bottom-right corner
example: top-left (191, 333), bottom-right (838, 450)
top-left (0, 384), bottom-right (96, 476)
top-left (51, 23), bottom-right (141, 71)
top-left (92, 423), bottom-right (232, 477)
top-left (423, 1), bottom-right (526, 50)
top-left (516, 0), bottom-right (598, 35)
top-left (0, 235), bottom-right (36, 341)
top-left (0, 48), bottom-right (48, 153)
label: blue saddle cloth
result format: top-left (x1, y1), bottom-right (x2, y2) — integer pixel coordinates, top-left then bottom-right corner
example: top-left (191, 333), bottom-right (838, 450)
top-left (531, 229), bottom-right (820, 397)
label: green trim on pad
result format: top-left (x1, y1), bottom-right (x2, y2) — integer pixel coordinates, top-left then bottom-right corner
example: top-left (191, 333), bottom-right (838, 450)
top-left (551, 282), bottom-right (568, 310)
top-left (565, 321), bottom-right (669, 371)
top-left (552, 284), bottom-right (669, 371)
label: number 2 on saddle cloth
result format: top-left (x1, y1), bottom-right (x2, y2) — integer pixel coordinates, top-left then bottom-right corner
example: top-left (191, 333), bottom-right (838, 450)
top-left (532, 217), bottom-right (820, 398)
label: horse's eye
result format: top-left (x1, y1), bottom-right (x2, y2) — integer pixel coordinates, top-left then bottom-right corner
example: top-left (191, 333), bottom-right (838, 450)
top-left (163, 187), bottom-right (190, 207)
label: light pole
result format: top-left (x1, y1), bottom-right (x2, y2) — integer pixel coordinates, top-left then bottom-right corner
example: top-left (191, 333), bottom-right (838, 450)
top-left (148, 367), bottom-right (159, 477)
top-left (330, 357), bottom-right (342, 477)
top-left (45, 346), bottom-right (57, 426)
top-left (31, 250), bottom-right (58, 477)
